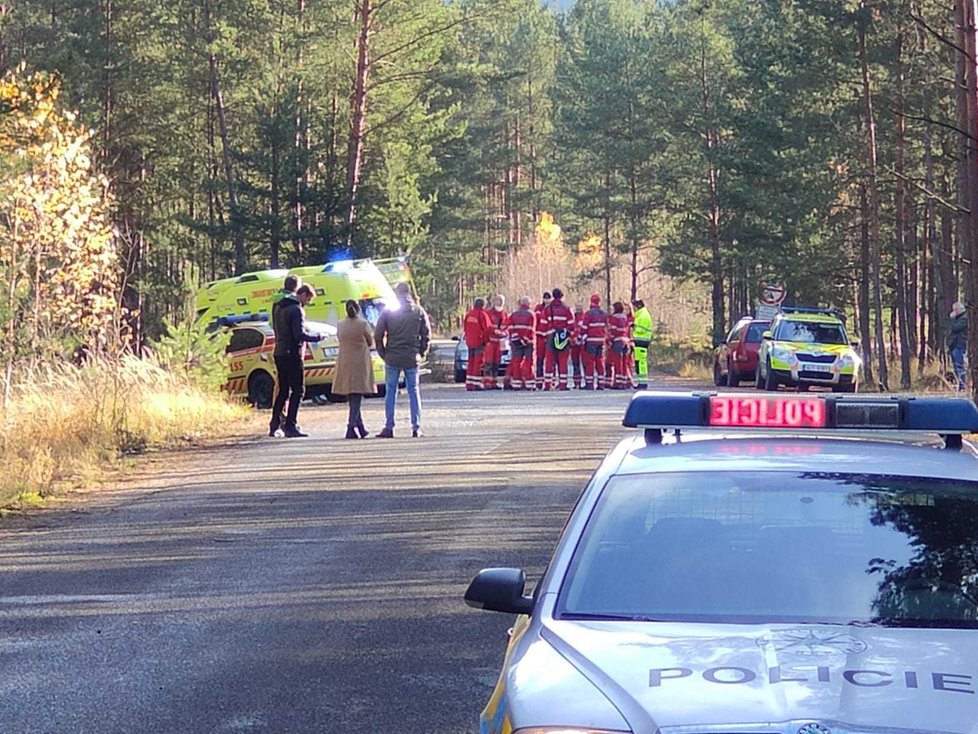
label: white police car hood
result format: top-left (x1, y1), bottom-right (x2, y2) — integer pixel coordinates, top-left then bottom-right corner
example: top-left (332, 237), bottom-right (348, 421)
top-left (542, 620), bottom-right (978, 733)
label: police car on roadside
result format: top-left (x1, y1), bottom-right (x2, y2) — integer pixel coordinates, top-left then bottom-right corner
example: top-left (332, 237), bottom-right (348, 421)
top-left (466, 390), bottom-right (978, 734)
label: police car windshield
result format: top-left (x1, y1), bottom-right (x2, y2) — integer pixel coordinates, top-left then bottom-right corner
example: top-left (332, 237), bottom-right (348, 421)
top-left (774, 320), bottom-right (847, 345)
top-left (558, 472), bottom-right (978, 628)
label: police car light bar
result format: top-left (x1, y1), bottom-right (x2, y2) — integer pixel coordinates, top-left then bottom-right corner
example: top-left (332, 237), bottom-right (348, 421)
top-left (623, 392), bottom-right (978, 449)
top-left (215, 313), bottom-right (269, 327)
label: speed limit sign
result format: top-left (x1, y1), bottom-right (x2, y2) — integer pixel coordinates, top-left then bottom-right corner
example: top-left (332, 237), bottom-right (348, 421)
top-left (760, 282), bottom-right (786, 306)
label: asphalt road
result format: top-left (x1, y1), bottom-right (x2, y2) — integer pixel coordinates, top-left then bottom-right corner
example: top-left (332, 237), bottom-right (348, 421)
top-left (0, 383), bottom-right (660, 734)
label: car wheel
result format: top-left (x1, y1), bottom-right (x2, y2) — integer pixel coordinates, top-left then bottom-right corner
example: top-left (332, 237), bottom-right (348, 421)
top-left (764, 361), bottom-right (779, 391)
top-left (755, 365), bottom-right (765, 390)
top-left (713, 360), bottom-right (727, 387)
top-left (248, 371), bottom-right (275, 409)
top-left (727, 360), bottom-right (740, 388)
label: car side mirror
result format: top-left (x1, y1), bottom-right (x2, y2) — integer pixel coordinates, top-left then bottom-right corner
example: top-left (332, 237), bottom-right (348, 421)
top-left (762, 330), bottom-right (773, 340)
top-left (464, 568), bottom-right (534, 615)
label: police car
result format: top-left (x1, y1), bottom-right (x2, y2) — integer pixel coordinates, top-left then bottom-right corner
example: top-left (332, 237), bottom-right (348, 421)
top-left (466, 391), bottom-right (978, 734)
top-left (221, 315), bottom-right (339, 408)
top-left (756, 307), bottom-right (861, 392)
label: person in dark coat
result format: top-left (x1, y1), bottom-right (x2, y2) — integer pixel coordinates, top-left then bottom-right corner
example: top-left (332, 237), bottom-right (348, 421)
top-left (948, 301), bottom-right (968, 392)
top-left (374, 282), bottom-right (431, 438)
top-left (269, 277), bottom-right (319, 438)
top-left (332, 299), bottom-right (376, 438)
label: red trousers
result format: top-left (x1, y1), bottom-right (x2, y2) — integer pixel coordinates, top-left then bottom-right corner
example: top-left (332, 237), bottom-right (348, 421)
top-left (583, 345), bottom-right (606, 389)
top-left (484, 341), bottom-right (504, 388)
top-left (544, 348), bottom-right (570, 389)
top-left (508, 341), bottom-right (534, 388)
top-left (466, 346), bottom-right (484, 390)
top-left (535, 336), bottom-right (548, 389)
top-left (607, 347), bottom-right (628, 389)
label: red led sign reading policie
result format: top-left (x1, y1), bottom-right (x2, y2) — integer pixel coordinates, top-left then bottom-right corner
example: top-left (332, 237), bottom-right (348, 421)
top-left (709, 396), bottom-right (826, 429)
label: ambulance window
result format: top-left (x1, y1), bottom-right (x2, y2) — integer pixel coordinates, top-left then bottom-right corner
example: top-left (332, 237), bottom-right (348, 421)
top-left (228, 328), bottom-right (264, 353)
top-left (361, 299), bottom-right (384, 325)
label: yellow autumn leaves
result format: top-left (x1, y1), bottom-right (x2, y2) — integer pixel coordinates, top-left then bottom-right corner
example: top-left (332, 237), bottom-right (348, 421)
top-left (0, 67), bottom-right (119, 374)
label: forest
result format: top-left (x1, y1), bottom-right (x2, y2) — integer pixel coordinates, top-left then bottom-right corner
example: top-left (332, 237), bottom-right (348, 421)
top-left (1, 0), bottom-right (977, 392)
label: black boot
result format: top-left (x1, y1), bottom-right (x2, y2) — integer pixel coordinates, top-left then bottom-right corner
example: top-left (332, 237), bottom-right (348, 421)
top-left (356, 422), bottom-right (369, 439)
top-left (345, 426), bottom-right (358, 439)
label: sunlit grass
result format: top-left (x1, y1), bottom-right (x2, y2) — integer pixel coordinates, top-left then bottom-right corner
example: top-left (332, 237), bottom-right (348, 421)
top-left (0, 355), bottom-right (249, 508)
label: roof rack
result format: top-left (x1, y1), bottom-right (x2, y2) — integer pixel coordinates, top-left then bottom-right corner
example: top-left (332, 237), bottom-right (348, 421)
top-left (780, 306), bottom-right (844, 318)
top-left (623, 391), bottom-right (978, 450)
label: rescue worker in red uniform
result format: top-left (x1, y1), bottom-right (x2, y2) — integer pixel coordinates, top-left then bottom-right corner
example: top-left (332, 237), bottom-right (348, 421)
top-left (570, 305), bottom-right (586, 388)
top-left (543, 287), bottom-right (576, 391)
top-left (580, 294), bottom-right (607, 390)
top-left (484, 294), bottom-right (509, 389)
top-left (506, 295), bottom-right (536, 390)
top-left (463, 297), bottom-right (492, 391)
top-left (607, 301), bottom-right (632, 390)
top-left (533, 291), bottom-right (552, 390)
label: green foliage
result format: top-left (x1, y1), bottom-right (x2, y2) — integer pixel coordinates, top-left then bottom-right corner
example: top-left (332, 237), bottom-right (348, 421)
top-left (150, 320), bottom-right (229, 392)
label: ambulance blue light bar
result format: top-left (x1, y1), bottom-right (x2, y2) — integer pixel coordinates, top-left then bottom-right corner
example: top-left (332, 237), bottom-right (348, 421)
top-left (623, 392), bottom-right (978, 434)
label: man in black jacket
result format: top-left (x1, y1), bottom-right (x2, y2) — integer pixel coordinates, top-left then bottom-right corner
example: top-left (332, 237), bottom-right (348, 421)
top-left (269, 277), bottom-right (318, 437)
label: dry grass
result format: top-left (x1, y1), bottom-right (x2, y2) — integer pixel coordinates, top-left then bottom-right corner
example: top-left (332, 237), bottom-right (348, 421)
top-left (0, 355), bottom-right (249, 508)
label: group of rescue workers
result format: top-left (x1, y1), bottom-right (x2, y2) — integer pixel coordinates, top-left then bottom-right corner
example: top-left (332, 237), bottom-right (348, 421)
top-left (462, 289), bottom-right (654, 392)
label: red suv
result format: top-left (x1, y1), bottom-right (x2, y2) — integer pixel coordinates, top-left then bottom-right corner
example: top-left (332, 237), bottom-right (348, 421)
top-left (713, 317), bottom-right (770, 387)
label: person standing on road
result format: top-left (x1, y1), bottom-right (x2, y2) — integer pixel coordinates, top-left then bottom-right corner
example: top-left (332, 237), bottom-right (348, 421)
top-left (375, 281), bottom-right (431, 438)
top-left (543, 287), bottom-right (575, 391)
top-left (581, 294), bottom-right (607, 390)
top-left (463, 297), bottom-right (492, 392)
top-left (631, 298), bottom-right (653, 389)
top-left (948, 300), bottom-right (968, 392)
top-left (484, 294), bottom-right (509, 390)
top-left (333, 299), bottom-right (376, 439)
top-left (607, 301), bottom-right (632, 390)
top-left (533, 292), bottom-right (552, 390)
top-left (269, 277), bottom-right (319, 438)
top-left (506, 296), bottom-right (536, 390)
top-left (570, 304), bottom-right (586, 389)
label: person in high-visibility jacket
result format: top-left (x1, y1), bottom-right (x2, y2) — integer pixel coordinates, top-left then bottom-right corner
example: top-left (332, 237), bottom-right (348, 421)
top-left (543, 287), bottom-right (576, 391)
top-left (631, 298), bottom-right (653, 389)
top-left (463, 297), bottom-right (492, 391)
top-left (484, 294), bottom-right (509, 389)
top-left (506, 296), bottom-right (536, 390)
top-left (580, 294), bottom-right (608, 390)
top-left (533, 292), bottom-right (552, 390)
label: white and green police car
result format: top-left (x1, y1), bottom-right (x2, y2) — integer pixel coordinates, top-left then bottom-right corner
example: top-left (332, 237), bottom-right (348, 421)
top-left (756, 307), bottom-right (861, 392)
top-left (467, 391), bottom-right (978, 734)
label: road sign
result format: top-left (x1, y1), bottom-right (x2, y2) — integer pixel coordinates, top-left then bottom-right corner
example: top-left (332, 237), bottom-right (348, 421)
top-left (760, 282), bottom-right (786, 306)
top-left (756, 303), bottom-right (779, 321)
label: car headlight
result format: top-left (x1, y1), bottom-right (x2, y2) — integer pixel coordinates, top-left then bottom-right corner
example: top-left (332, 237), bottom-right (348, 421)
top-left (771, 346), bottom-right (797, 363)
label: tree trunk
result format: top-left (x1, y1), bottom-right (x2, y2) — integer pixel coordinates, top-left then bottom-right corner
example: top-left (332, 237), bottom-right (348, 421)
top-left (894, 30), bottom-right (911, 389)
top-left (207, 36), bottom-right (246, 274)
top-left (961, 0), bottom-right (978, 398)
top-left (857, 20), bottom-right (888, 390)
top-left (346, 0), bottom-right (373, 249)
top-left (858, 183), bottom-right (875, 386)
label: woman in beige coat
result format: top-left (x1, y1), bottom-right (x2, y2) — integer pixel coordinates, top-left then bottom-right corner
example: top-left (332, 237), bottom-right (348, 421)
top-left (332, 299), bottom-right (376, 438)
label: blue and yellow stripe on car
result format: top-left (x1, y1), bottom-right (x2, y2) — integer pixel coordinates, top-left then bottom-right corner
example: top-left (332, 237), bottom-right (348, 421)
top-left (480, 680), bottom-right (512, 734)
